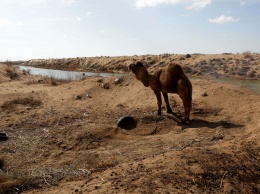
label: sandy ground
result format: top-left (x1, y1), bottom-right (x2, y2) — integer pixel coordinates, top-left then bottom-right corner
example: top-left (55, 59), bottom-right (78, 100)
top-left (0, 55), bottom-right (260, 194)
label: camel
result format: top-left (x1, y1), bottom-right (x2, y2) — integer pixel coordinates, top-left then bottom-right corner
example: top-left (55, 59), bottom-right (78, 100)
top-left (129, 61), bottom-right (192, 123)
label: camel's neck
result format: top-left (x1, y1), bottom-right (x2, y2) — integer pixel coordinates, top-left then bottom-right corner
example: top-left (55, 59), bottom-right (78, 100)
top-left (139, 73), bottom-right (161, 91)
top-left (137, 71), bottom-right (150, 87)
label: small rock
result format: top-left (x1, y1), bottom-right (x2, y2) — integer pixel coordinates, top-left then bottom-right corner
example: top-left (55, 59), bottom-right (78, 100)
top-left (116, 103), bottom-right (124, 108)
top-left (114, 77), bottom-right (122, 84)
top-left (101, 83), bottom-right (109, 89)
top-left (86, 94), bottom-right (92, 98)
top-left (201, 92), bottom-right (208, 97)
top-left (97, 78), bottom-right (103, 83)
top-left (76, 95), bottom-right (82, 100)
top-left (211, 133), bottom-right (224, 141)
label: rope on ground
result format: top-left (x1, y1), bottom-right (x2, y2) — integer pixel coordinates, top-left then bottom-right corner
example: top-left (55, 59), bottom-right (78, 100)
top-left (119, 115), bottom-right (166, 136)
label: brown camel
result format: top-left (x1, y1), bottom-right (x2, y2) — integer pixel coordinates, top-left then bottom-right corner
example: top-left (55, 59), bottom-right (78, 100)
top-left (129, 61), bottom-right (192, 123)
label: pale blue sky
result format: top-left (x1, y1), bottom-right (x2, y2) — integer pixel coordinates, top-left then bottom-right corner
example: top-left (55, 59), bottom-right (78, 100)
top-left (0, 0), bottom-right (259, 60)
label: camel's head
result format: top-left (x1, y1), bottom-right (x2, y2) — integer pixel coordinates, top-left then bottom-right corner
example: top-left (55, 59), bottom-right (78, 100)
top-left (129, 61), bottom-right (149, 87)
top-left (129, 61), bottom-right (146, 75)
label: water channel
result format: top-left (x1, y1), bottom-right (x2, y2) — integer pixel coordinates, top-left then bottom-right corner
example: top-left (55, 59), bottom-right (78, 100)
top-left (18, 66), bottom-right (260, 93)
top-left (18, 66), bottom-right (125, 80)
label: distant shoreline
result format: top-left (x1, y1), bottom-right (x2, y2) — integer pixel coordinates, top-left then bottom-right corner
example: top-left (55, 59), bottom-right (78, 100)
top-left (2, 53), bottom-right (260, 80)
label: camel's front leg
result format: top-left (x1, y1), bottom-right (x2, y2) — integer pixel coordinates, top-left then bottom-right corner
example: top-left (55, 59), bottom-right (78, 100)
top-left (154, 90), bottom-right (162, 115)
top-left (162, 92), bottom-right (173, 114)
top-left (179, 94), bottom-right (191, 124)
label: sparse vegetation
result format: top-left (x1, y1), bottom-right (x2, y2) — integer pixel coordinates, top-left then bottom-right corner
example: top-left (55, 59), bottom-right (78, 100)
top-left (1, 97), bottom-right (42, 110)
top-left (243, 50), bottom-right (252, 58)
top-left (2, 60), bottom-right (17, 67)
top-left (50, 76), bottom-right (58, 86)
top-left (0, 54), bottom-right (259, 193)
top-left (5, 66), bottom-right (19, 80)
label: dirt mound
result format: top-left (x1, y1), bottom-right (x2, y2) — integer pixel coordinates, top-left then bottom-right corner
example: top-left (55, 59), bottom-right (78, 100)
top-left (21, 53), bottom-right (260, 79)
top-left (0, 63), bottom-right (259, 193)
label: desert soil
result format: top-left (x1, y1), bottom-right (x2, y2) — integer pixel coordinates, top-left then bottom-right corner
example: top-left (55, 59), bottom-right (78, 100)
top-left (0, 54), bottom-right (260, 194)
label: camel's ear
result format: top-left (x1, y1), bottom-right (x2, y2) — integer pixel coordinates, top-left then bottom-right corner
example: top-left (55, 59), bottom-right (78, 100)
top-left (136, 61), bottom-right (143, 67)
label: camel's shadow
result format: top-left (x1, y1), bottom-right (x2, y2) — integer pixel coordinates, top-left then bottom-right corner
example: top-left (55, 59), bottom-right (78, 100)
top-left (164, 113), bottom-right (244, 130)
top-left (180, 119), bottom-right (244, 130)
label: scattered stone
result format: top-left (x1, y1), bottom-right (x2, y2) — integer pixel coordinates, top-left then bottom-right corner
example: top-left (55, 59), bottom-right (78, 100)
top-left (116, 103), bottom-right (124, 109)
top-left (201, 92), bottom-right (208, 97)
top-left (96, 78), bottom-right (103, 83)
top-left (86, 94), bottom-right (92, 98)
top-left (114, 77), bottom-right (122, 84)
top-left (211, 133), bottom-right (225, 141)
top-left (101, 82), bottom-right (109, 89)
top-left (76, 95), bottom-right (82, 100)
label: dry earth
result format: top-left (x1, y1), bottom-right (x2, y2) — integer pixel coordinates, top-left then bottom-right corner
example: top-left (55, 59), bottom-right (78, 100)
top-left (0, 54), bottom-right (260, 194)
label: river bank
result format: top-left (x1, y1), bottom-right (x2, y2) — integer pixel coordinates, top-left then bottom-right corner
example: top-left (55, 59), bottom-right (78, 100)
top-left (21, 53), bottom-right (260, 80)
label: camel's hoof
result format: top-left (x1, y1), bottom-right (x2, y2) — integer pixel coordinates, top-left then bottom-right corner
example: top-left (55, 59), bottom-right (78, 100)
top-left (181, 120), bottom-right (190, 124)
top-left (166, 109), bottom-right (173, 114)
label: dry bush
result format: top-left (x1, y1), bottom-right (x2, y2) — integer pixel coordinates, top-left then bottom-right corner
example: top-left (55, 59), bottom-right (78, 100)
top-left (49, 77), bottom-right (73, 86)
top-left (0, 170), bottom-right (42, 193)
top-left (0, 182), bottom-right (22, 194)
top-left (2, 60), bottom-right (16, 67)
top-left (1, 98), bottom-right (42, 110)
top-left (83, 153), bottom-right (119, 172)
top-left (5, 67), bottom-right (19, 80)
top-left (0, 154), bottom-right (119, 193)
top-left (0, 171), bottom-right (23, 194)
top-left (247, 70), bottom-right (257, 78)
top-left (25, 76), bottom-right (73, 86)
top-left (50, 76), bottom-right (58, 86)
top-left (243, 51), bottom-right (252, 58)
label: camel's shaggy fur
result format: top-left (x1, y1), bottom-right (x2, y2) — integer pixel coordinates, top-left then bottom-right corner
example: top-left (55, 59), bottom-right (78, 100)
top-left (129, 61), bottom-right (192, 123)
